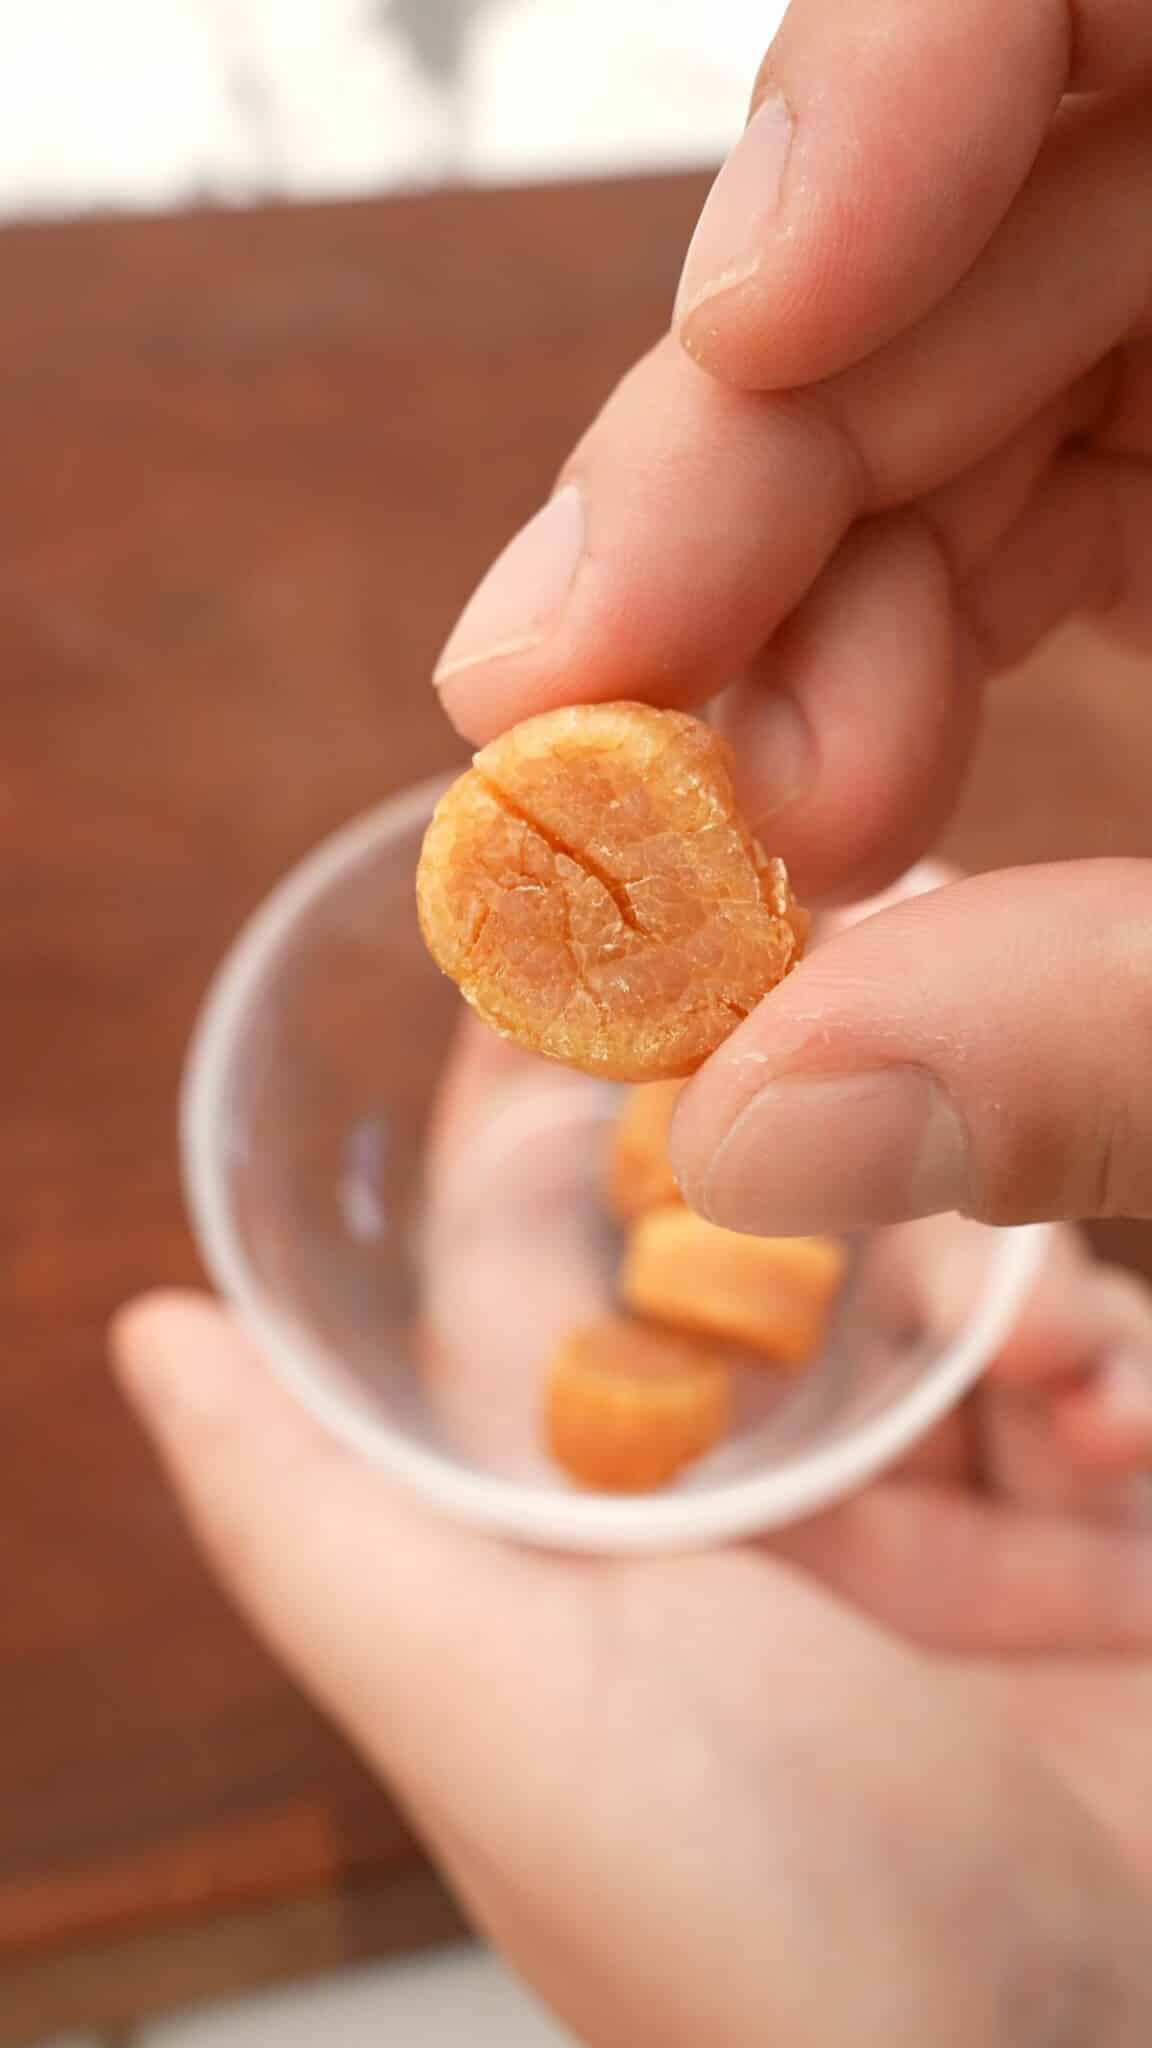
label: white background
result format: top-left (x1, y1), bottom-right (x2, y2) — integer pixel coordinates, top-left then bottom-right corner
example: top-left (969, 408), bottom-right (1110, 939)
top-left (0, 0), bottom-right (789, 213)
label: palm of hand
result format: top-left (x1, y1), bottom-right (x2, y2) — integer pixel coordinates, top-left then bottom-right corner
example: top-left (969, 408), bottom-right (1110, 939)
top-left (111, 1238), bottom-right (1152, 2048)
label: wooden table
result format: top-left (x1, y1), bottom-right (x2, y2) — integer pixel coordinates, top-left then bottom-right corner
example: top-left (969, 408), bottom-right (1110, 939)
top-left (3, 174), bottom-right (1150, 2043)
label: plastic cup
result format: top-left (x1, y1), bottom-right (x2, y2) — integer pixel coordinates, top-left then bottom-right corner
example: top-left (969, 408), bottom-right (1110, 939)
top-left (182, 778), bottom-right (1049, 1553)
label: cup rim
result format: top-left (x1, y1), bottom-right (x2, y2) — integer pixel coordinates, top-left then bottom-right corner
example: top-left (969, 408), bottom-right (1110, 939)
top-left (182, 782), bottom-right (1052, 1554)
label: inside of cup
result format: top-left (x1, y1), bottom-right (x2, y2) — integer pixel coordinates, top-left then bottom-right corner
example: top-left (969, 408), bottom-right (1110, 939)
top-left (188, 796), bottom-right (1038, 1518)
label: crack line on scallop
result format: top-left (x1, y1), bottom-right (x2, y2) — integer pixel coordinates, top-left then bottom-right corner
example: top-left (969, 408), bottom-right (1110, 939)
top-left (476, 772), bottom-right (644, 933)
top-left (462, 902), bottom-right (491, 961)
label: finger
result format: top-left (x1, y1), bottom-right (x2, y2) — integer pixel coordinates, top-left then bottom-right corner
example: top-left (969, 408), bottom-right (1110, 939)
top-left (719, 429), bottom-right (1150, 900)
top-left (677, 0), bottom-right (1152, 387)
top-left (980, 1239), bottom-right (1152, 1519)
top-left (714, 513), bottom-right (979, 901)
top-left (918, 372), bottom-right (1111, 573)
top-left (774, 1482), bottom-right (1152, 1653)
top-left (434, 337), bottom-right (857, 749)
top-left (425, 1007), bottom-right (539, 1153)
top-left (826, 95), bottom-right (1152, 505)
top-left (1052, 1351), bottom-right (1152, 1471)
top-left (991, 1249), bottom-right (1152, 1391)
top-left (985, 1394), bottom-right (1152, 1526)
top-left (963, 1228), bottom-right (1139, 1523)
top-left (1006, 1258), bottom-right (1152, 1515)
top-left (422, 1027), bottom-right (616, 1471)
top-left (963, 450), bottom-right (1152, 664)
top-left (436, 105), bottom-right (1149, 789)
top-left (436, 342), bottom-right (983, 905)
top-left (433, 362), bottom-right (1049, 906)
top-left (817, 858), bottom-right (959, 933)
top-left (672, 860), bottom-right (1152, 1234)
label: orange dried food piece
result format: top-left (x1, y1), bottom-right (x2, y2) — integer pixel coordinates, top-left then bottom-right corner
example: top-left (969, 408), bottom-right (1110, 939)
top-left (416, 702), bottom-right (807, 1083)
top-left (545, 1315), bottom-right (730, 1493)
top-left (622, 1208), bottom-right (846, 1366)
top-left (607, 1080), bottom-right (684, 1220)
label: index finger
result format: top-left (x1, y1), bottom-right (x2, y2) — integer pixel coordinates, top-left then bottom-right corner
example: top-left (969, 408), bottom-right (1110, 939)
top-left (677, 0), bottom-right (1152, 389)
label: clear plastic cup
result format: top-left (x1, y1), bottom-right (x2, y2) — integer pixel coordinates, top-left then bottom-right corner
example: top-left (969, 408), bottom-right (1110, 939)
top-left (181, 778), bottom-right (1049, 1553)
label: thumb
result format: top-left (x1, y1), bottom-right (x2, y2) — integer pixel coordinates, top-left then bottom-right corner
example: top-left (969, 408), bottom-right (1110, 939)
top-left (673, 860), bottom-right (1152, 1233)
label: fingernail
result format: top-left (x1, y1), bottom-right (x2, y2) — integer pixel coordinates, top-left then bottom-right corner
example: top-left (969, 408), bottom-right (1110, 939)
top-left (694, 1069), bottom-right (970, 1236)
top-left (1097, 1350), bottom-right (1152, 1430)
top-left (675, 95), bottom-right (794, 331)
top-left (434, 484), bottom-right (584, 685)
top-left (109, 1294), bottom-right (237, 1432)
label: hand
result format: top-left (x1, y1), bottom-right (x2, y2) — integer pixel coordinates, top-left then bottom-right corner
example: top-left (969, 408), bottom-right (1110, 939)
top-left (111, 976), bottom-right (1152, 2047)
top-left (112, 1282), bottom-right (1152, 2048)
top-left (433, 1), bottom-right (1152, 1237)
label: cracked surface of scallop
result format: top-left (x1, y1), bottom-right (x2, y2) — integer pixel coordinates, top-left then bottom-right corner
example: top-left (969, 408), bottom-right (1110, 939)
top-left (416, 702), bottom-right (807, 1081)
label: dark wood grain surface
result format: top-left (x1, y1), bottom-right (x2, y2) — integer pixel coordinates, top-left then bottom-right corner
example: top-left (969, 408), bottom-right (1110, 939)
top-left (0, 173), bottom-right (707, 2039)
top-left (2, 173), bottom-right (1151, 2039)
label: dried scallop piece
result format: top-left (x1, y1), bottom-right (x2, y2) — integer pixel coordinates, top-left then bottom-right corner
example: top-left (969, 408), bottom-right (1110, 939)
top-left (545, 1315), bottom-right (730, 1492)
top-left (622, 1209), bottom-right (846, 1365)
top-left (416, 702), bottom-right (807, 1082)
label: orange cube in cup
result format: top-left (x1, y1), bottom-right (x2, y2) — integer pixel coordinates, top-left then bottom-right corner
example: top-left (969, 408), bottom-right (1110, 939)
top-left (545, 1316), bottom-right (730, 1493)
top-left (622, 1209), bottom-right (845, 1366)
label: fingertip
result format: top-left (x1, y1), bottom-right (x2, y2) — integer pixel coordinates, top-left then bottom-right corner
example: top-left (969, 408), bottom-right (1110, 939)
top-left (675, 0), bottom-right (1064, 394)
top-left (109, 1289), bottom-right (228, 1399)
top-left (674, 93), bottom-right (798, 385)
top-left (431, 336), bottom-right (857, 754)
top-left (432, 651), bottom-right (544, 749)
top-left (681, 861), bottom-right (1152, 1236)
top-left (108, 1291), bottom-right (311, 1470)
top-left (111, 1286), bottom-right (226, 1348)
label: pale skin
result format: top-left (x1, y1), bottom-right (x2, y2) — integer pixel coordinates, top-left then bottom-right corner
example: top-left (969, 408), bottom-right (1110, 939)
top-left (114, 5), bottom-right (1152, 2041)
